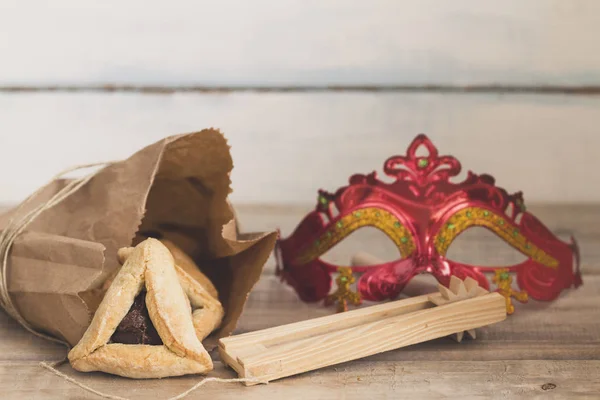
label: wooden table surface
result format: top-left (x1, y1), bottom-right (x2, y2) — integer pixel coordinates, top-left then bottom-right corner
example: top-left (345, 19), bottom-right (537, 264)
top-left (1, 204), bottom-right (599, 399)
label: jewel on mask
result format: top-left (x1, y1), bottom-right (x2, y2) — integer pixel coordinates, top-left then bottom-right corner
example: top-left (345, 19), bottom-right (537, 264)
top-left (276, 134), bottom-right (582, 312)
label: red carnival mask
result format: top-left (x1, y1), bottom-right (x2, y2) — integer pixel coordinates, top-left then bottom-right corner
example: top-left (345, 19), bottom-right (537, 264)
top-left (275, 134), bottom-right (581, 312)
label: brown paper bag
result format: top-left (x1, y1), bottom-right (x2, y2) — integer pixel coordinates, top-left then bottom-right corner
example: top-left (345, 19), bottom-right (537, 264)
top-left (0, 129), bottom-right (277, 348)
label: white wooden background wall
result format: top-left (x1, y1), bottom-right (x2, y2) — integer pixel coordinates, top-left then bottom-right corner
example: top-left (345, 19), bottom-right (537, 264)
top-left (1, 0), bottom-right (599, 205)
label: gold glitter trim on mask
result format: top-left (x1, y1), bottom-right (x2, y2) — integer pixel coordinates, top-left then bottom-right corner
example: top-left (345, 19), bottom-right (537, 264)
top-left (294, 207), bottom-right (416, 265)
top-left (434, 206), bottom-right (558, 269)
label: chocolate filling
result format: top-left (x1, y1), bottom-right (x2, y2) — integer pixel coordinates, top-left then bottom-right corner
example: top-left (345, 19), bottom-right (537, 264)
top-left (110, 292), bottom-right (163, 345)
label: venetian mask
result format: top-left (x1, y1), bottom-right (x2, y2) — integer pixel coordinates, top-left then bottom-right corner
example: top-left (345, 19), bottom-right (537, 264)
top-left (275, 134), bottom-right (581, 312)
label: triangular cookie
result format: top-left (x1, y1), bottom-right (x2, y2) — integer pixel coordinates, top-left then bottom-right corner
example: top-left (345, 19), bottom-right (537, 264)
top-left (68, 238), bottom-right (213, 379)
top-left (116, 240), bottom-right (224, 342)
top-left (161, 239), bottom-right (219, 300)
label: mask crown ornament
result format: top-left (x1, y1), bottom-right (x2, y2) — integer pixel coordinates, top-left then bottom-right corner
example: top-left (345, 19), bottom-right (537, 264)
top-left (276, 134), bottom-right (582, 312)
top-left (379, 133), bottom-right (461, 192)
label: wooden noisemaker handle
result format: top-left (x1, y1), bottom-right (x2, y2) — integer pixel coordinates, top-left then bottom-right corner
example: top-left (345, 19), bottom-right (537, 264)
top-left (219, 276), bottom-right (507, 385)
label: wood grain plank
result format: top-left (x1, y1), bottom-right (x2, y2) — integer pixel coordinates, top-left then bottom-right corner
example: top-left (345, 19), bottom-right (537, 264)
top-left (0, 204), bottom-right (597, 398)
top-left (0, 204), bottom-right (596, 362)
top-left (1, 1), bottom-right (600, 86)
top-left (2, 360), bottom-right (598, 399)
top-left (4, 85), bottom-right (600, 95)
top-left (1, 93), bottom-right (599, 204)
top-left (0, 272), bottom-right (597, 363)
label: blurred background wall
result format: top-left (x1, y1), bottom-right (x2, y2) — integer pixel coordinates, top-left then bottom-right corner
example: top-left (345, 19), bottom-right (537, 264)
top-left (1, 0), bottom-right (599, 205)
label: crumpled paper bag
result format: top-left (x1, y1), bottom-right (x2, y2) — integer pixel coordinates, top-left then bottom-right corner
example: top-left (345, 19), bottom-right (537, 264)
top-left (0, 129), bottom-right (277, 347)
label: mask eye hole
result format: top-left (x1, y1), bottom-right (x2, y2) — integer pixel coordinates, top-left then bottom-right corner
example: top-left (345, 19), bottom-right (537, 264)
top-left (445, 227), bottom-right (527, 267)
top-left (320, 226), bottom-right (401, 266)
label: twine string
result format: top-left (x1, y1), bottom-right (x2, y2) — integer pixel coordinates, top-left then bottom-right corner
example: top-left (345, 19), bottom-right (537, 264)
top-left (0, 161), bottom-right (261, 399)
top-left (40, 361), bottom-right (262, 400)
